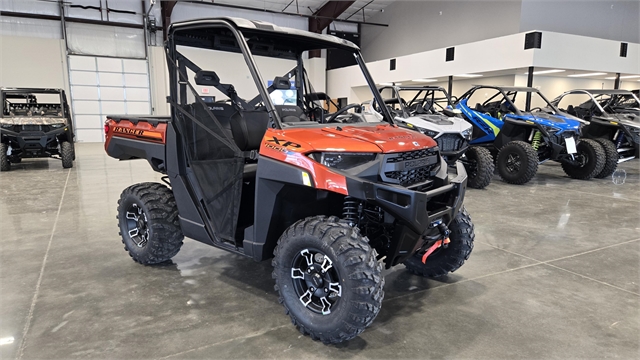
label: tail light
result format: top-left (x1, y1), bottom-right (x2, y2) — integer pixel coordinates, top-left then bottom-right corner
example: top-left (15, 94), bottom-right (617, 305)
top-left (104, 123), bottom-right (109, 135)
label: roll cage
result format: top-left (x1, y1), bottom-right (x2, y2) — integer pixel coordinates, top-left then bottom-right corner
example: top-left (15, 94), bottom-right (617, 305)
top-left (457, 85), bottom-right (560, 116)
top-left (2, 88), bottom-right (68, 118)
top-left (166, 17), bottom-right (394, 130)
top-left (378, 86), bottom-right (453, 118)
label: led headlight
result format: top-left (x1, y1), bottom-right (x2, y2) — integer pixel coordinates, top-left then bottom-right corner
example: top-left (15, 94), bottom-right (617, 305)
top-left (461, 127), bottom-right (472, 140)
top-left (541, 125), bottom-right (560, 134)
top-left (309, 152), bottom-right (376, 170)
top-left (50, 123), bottom-right (65, 128)
top-left (420, 128), bottom-right (439, 138)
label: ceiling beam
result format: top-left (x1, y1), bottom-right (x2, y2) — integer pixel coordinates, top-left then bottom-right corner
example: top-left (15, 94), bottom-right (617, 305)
top-left (309, 1), bottom-right (356, 34)
top-left (309, 1), bottom-right (355, 58)
top-left (161, 0), bottom-right (177, 41)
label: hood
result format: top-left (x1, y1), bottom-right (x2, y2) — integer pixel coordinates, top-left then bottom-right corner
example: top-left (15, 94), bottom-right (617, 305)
top-left (398, 114), bottom-right (472, 137)
top-left (607, 113), bottom-right (640, 129)
top-left (506, 112), bottom-right (582, 132)
top-left (0, 116), bottom-right (67, 126)
top-left (269, 124), bottom-right (438, 154)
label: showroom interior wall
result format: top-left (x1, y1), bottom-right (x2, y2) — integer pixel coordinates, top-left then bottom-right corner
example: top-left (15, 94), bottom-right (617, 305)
top-left (360, 0), bottom-right (523, 62)
top-left (519, 0), bottom-right (640, 43)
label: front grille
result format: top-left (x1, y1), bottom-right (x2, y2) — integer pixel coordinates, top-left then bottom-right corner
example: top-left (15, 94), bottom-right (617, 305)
top-left (435, 134), bottom-right (466, 152)
top-left (383, 148), bottom-right (440, 187)
top-left (22, 125), bottom-right (43, 132)
top-left (551, 131), bottom-right (576, 147)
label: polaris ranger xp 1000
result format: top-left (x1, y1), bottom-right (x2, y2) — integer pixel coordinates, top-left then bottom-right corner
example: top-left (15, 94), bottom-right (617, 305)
top-left (104, 18), bottom-right (474, 344)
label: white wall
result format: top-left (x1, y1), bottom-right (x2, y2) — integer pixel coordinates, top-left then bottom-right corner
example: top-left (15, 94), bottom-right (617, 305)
top-left (0, 35), bottom-right (68, 90)
top-left (520, 0), bottom-right (640, 44)
top-left (361, 0), bottom-right (523, 62)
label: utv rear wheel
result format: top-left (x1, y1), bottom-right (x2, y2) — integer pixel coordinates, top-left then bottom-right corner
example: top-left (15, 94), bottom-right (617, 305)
top-left (497, 141), bottom-right (538, 185)
top-left (403, 207), bottom-right (474, 278)
top-left (463, 146), bottom-right (494, 189)
top-left (593, 138), bottom-right (618, 179)
top-left (272, 216), bottom-right (384, 344)
top-left (60, 141), bottom-right (73, 169)
top-left (0, 143), bottom-right (9, 171)
top-left (117, 182), bottom-right (183, 265)
top-left (561, 138), bottom-right (605, 180)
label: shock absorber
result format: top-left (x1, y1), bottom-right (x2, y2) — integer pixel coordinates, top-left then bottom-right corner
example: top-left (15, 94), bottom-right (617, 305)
top-left (614, 130), bottom-right (624, 148)
top-left (342, 197), bottom-right (360, 226)
top-left (531, 130), bottom-right (542, 151)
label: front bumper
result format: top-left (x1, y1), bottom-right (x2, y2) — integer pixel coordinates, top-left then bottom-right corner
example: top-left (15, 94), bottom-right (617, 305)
top-left (345, 159), bottom-right (467, 267)
top-left (0, 126), bottom-right (67, 155)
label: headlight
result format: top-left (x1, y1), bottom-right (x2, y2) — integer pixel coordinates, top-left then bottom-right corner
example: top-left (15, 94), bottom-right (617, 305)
top-left (461, 127), bottom-right (472, 140)
top-left (0, 124), bottom-right (13, 129)
top-left (50, 123), bottom-right (65, 128)
top-left (309, 152), bottom-right (377, 170)
top-left (418, 128), bottom-right (438, 138)
top-left (541, 125), bottom-right (560, 134)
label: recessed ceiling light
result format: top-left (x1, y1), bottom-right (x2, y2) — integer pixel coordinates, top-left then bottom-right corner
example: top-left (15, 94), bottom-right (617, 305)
top-left (455, 74), bottom-right (483, 78)
top-left (524, 69), bottom-right (565, 75)
top-left (604, 75), bottom-right (640, 80)
top-left (412, 78), bottom-right (438, 82)
top-left (567, 72), bottom-right (607, 77)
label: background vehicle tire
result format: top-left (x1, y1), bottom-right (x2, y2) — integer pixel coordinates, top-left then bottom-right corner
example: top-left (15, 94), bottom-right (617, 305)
top-left (60, 141), bottom-right (74, 169)
top-left (496, 141), bottom-right (538, 185)
top-left (0, 143), bottom-right (10, 171)
top-left (463, 146), bottom-right (494, 189)
top-left (561, 138), bottom-right (605, 180)
top-left (403, 207), bottom-right (474, 278)
top-left (593, 138), bottom-right (618, 179)
top-left (272, 216), bottom-right (384, 344)
top-left (117, 182), bottom-right (184, 265)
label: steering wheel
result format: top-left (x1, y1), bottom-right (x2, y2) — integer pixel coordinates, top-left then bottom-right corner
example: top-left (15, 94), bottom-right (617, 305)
top-left (326, 103), bottom-right (363, 123)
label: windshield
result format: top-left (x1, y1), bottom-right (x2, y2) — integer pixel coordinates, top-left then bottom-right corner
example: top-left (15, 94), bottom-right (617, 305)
top-left (2, 91), bottom-right (63, 117)
top-left (250, 48), bottom-right (386, 126)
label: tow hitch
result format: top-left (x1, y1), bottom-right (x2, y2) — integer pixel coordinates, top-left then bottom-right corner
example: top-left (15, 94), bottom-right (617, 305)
top-left (421, 222), bottom-right (451, 264)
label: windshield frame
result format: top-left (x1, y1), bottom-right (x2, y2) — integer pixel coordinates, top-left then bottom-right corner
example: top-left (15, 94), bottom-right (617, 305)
top-left (167, 18), bottom-right (394, 130)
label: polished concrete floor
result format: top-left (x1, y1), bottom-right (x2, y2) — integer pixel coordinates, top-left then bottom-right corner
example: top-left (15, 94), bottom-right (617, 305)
top-left (1, 143), bottom-right (639, 359)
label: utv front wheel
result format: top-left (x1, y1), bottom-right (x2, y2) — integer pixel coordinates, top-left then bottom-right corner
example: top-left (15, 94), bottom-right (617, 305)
top-left (593, 138), bottom-right (618, 179)
top-left (60, 141), bottom-right (74, 169)
top-left (117, 182), bottom-right (184, 265)
top-left (463, 146), bottom-right (494, 189)
top-left (561, 138), bottom-right (605, 180)
top-left (272, 216), bottom-right (384, 344)
top-left (0, 143), bottom-right (9, 171)
top-left (403, 207), bottom-right (475, 278)
top-left (497, 141), bottom-right (538, 185)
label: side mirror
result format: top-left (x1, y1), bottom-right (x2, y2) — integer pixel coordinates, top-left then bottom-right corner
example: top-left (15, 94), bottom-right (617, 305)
top-left (195, 70), bottom-right (220, 86)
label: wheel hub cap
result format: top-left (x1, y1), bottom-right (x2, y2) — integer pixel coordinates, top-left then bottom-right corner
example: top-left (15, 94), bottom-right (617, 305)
top-left (125, 203), bottom-right (149, 248)
top-left (291, 249), bottom-right (342, 315)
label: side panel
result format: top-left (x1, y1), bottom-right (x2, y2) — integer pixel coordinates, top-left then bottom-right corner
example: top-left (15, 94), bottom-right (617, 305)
top-left (244, 156), bottom-right (344, 261)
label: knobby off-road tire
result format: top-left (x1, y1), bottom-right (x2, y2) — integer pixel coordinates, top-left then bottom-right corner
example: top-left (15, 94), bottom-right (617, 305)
top-left (593, 138), bottom-right (618, 179)
top-left (117, 182), bottom-right (183, 265)
top-left (60, 141), bottom-right (74, 169)
top-left (403, 207), bottom-right (475, 278)
top-left (464, 146), bottom-right (494, 189)
top-left (272, 216), bottom-right (384, 344)
top-left (497, 141), bottom-right (538, 185)
top-left (0, 143), bottom-right (10, 171)
top-left (561, 138), bottom-right (605, 180)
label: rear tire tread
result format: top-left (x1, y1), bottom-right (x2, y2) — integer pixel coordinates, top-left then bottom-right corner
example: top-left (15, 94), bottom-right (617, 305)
top-left (117, 182), bottom-right (183, 265)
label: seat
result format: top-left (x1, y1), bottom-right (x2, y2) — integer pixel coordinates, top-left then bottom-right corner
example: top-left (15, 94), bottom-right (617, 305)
top-left (274, 105), bottom-right (308, 122)
top-left (183, 102), bottom-right (239, 160)
top-left (229, 110), bottom-right (270, 179)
